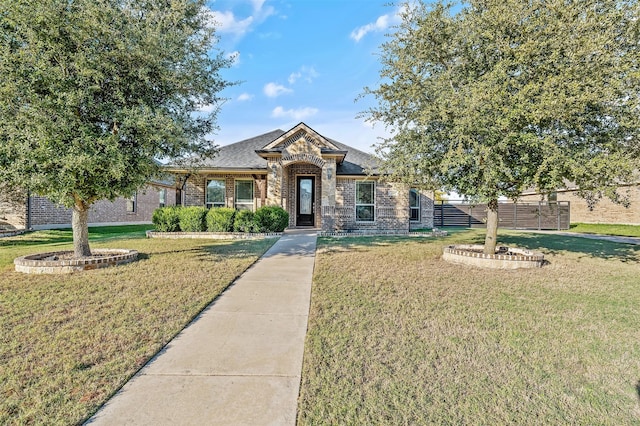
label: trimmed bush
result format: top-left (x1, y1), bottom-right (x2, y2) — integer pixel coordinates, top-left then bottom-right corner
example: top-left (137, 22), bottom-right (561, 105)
top-left (254, 206), bottom-right (289, 232)
top-left (152, 206), bottom-right (181, 232)
top-left (179, 206), bottom-right (208, 232)
top-left (233, 209), bottom-right (259, 233)
top-left (206, 207), bottom-right (236, 232)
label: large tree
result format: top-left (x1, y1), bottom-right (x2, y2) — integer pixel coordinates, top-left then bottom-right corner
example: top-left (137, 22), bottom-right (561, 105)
top-left (363, 0), bottom-right (640, 253)
top-left (0, 0), bottom-right (232, 257)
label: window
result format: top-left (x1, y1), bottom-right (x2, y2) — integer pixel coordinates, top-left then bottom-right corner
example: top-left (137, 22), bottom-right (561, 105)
top-left (410, 189), bottom-right (420, 222)
top-left (159, 188), bottom-right (166, 208)
top-left (355, 181), bottom-right (375, 222)
top-left (126, 192), bottom-right (136, 213)
top-left (206, 179), bottom-right (226, 208)
top-left (235, 180), bottom-right (254, 211)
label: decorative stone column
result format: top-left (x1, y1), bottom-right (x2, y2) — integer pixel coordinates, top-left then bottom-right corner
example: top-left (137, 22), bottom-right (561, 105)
top-left (266, 160), bottom-right (282, 207)
top-left (321, 158), bottom-right (337, 231)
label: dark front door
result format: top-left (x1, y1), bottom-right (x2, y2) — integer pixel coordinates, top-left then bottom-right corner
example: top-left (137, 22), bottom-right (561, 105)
top-left (296, 176), bottom-right (315, 226)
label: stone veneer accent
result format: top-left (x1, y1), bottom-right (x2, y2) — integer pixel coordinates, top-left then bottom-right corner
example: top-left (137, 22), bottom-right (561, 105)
top-left (14, 249), bottom-right (138, 274)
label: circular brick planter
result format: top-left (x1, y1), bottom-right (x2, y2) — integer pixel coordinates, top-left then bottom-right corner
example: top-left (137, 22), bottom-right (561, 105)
top-left (14, 249), bottom-right (138, 274)
top-left (443, 244), bottom-right (545, 269)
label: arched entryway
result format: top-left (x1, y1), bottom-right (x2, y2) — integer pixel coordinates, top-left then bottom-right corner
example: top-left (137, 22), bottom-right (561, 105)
top-left (284, 162), bottom-right (322, 228)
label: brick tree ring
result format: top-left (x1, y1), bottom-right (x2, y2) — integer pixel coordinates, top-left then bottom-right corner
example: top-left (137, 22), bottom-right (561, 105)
top-left (14, 249), bottom-right (138, 274)
top-left (442, 244), bottom-right (545, 269)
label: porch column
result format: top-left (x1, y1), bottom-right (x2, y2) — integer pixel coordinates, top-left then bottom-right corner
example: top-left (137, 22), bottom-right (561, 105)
top-left (266, 160), bottom-right (283, 207)
top-left (321, 159), bottom-right (336, 231)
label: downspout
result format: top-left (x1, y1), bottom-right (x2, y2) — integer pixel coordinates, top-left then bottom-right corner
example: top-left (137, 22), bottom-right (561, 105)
top-left (180, 173), bottom-right (191, 206)
top-left (26, 190), bottom-right (31, 230)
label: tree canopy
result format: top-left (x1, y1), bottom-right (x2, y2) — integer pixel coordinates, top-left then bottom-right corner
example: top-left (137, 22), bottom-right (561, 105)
top-left (362, 0), bottom-right (640, 253)
top-left (0, 0), bottom-right (233, 256)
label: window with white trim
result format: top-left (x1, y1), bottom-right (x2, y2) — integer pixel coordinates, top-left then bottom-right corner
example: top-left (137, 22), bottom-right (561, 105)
top-left (126, 192), bottom-right (136, 213)
top-left (206, 179), bottom-right (226, 208)
top-left (159, 188), bottom-right (166, 208)
top-left (410, 188), bottom-right (420, 222)
top-left (355, 181), bottom-right (375, 222)
top-left (235, 180), bottom-right (254, 211)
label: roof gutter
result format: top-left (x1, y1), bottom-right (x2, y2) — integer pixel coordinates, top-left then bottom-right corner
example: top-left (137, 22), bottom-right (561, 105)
top-left (162, 167), bottom-right (268, 175)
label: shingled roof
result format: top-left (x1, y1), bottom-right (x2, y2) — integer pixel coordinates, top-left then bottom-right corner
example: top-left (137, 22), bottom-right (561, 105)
top-left (175, 128), bottom-right (378, 175)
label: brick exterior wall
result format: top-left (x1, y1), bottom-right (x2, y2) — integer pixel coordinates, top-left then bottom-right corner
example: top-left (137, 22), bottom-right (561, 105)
top-left (334, 178), bottom-right (432, 231)
top-left (182, 171), bottom-right (436, 231)
top-left (520, 184), bottom-right (640, 225)
top-left (26, 184), bottom-right (175, 229)
top-left (183, 173), bottom-right (268, 210)
top-left (286, 164), bottom-right (322, 228)
top-left (410, 191), bottom-right (435, 230)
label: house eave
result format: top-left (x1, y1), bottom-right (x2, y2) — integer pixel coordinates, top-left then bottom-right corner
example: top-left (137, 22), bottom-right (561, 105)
top-left (163, 166), bottom-right (267, 175)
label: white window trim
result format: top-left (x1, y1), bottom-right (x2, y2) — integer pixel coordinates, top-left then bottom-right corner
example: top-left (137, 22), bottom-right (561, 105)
top-left (410, 188), bottom-right (421, 222)
top-left (159, 188), bottom-right (166, 208)
top-left (355, 181), bottom-right (375, 222)
top-left (126, 192), bottom-right (137, 213)
top-left (235, 179), bottom-right (255, 211)
top-left (206, 179), bottom-right (226, 208)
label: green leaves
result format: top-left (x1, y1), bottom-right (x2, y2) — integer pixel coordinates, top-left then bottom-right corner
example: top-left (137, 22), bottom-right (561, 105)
top-left (364, 0), bottom-right (640, 205)
top-left (0, 0), bottom-right (233, 208)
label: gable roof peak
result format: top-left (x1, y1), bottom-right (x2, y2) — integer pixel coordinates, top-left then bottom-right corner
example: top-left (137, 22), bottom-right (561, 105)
top-left (262, 122), bottom-right (340, 151)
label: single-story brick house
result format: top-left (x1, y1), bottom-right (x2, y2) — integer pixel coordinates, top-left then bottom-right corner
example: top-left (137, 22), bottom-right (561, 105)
top-left (165, 123), bottom-right (434, 232)
top-left (0, 180), bottom-right (175, 230)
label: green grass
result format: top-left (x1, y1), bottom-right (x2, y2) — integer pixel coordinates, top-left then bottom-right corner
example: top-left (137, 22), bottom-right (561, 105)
top-left (569, 222), bottom-right (640, 238)
top-left (299, 229), bottom-right (640, 425)
top-left (0, 226), bottom-right (275, 424)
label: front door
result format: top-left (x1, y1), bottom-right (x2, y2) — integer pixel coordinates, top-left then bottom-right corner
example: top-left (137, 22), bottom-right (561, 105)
top-left (296, 176), bottom-right (315, 226)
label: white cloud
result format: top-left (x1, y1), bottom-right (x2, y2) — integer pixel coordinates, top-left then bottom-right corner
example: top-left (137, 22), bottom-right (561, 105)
top-left (212, 10), bottom-right (254, 36)
top-left (210, 1), bottom-right (276, 38)
top-left (264, 82), bottom-right (293, 98)
top-left (288, 72), bottom-right (301, 85)
top-left (288, 66), bottom-right (319, 84)
top-left (350, 10), bottom-right (402, 42)
top-left (271, 106), bottom-right (319, 121)
top-left (237, 93), bottom-right (253, 102)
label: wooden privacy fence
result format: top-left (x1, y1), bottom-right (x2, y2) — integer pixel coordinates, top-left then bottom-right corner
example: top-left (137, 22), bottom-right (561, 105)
top-left (434, 201), bottom-right (570, 230)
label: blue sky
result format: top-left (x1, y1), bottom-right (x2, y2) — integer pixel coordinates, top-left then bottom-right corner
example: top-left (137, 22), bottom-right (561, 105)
top-left (206, 0), bottom-right (406, 153)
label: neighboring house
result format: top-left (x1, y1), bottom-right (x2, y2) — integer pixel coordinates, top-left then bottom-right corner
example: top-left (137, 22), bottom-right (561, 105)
top-left (165, 123), bottom-right (434, 232)
top-left (0, 180), bottom-right (175, 230)
top-left (519, 183), bottom-right (640, 225)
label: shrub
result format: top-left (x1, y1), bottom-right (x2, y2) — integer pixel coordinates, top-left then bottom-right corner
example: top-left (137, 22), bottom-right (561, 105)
top-left (206, 207), bottom-right (236, 232)
top-left (233, 209), bottom-right (259, 233)
top-left (152, 206), bottom-right (181, 232)
top-left (178, 206), bottom-right (208, 232)
top-left (254, 206), bottom-right (289, 232)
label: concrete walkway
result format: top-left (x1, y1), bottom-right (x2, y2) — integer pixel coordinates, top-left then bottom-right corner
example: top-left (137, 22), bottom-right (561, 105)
top-left (87, 229), bottom-right (318, 425)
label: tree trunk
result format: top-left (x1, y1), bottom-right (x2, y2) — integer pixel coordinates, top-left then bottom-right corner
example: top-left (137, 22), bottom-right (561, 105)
top-left (72, 202), bottom-right (92, 258)
top-left (484, 198), bottom-right (499, 254)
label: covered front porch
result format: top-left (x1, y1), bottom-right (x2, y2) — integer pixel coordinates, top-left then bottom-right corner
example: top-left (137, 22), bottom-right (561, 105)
top-left (258, 124), bottom-right (344, 231)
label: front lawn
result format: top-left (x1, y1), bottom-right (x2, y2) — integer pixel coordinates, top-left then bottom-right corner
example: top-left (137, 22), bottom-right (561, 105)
top-left (299, 229), bottom-right (640, 424)
top-left (569, 222), bottom-right (640, 238)
top-left (0, 227), bottom-right (275, 424)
